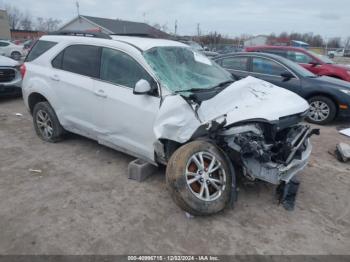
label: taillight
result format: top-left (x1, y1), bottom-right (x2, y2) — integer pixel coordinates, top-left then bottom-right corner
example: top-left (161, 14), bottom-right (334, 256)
top-left (20, 64), bottom-right (26, 78)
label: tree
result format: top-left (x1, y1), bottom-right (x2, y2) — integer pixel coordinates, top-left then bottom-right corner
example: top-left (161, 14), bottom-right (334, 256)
top-left (20, 12), bottom-right (33, 30)
top-left (36, 17), bottom-right (61, 32)
top-left (5, 4), bottom-right (22, 30)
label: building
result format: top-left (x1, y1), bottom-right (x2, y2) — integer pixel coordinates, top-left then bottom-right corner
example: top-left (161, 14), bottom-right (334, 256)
top-left (59, 15), bottom-right (170, 38)
top-left (291, 40), bottom-right (309, 49)
top-left (11, 30), bottom-right (46, 40)
top-left (243, 35), bottom-right (268, 47)
top-left (0, 9), bottom-right (11, 40)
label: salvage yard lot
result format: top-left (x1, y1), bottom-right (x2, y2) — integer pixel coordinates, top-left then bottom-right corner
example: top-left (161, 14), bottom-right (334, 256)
top-left (0, 97), bottom-right (350, 255)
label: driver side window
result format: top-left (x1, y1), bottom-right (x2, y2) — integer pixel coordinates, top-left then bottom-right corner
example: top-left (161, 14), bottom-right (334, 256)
top-left (100, 48), bottom-right (153, 89)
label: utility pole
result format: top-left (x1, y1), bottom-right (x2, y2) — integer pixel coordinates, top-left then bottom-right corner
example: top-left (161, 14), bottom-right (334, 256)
top-left (197, 23), bottom-right (201, 37)
top-left (174, 20), bottom-right (178, 36)
top-left (76, 1), bottom-right (80, 16)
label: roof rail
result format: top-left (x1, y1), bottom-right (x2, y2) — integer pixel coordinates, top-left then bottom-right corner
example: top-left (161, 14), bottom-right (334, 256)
top-left (48, 30), bottom-right (112, 39)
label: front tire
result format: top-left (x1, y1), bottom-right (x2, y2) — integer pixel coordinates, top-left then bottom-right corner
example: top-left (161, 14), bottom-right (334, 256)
top-left (166, 141), bottom-right (233, 216)
top-left (307, 96), bottom-right (336, 125)
top-left (33, 102), bottom-right (64, 142)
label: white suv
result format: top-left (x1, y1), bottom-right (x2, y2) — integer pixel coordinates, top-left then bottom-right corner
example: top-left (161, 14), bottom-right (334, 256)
top-left (22, 32), bottom-right (318, 215)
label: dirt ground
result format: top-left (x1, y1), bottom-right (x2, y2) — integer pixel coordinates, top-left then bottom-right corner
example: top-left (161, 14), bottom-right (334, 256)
top-left (0, 97), bottom-right (349, 255)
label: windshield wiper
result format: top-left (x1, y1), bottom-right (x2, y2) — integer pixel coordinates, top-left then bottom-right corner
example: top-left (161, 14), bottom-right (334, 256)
top-left (212, 80), bottom-right (235, 89)
top-left (174, 80), bottom-right (234, 94)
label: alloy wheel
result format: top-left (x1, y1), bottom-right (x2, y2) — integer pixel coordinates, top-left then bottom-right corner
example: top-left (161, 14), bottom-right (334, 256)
top-left (185, 151), bottom-right (226, 202)
top-left (309, 101), bottom-right (330, 122)
top-left (36, 110), bottom-right (54, 139)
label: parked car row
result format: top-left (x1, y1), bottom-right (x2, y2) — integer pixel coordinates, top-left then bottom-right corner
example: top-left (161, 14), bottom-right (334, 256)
top-left (0, 40), bottom-right (26, 60)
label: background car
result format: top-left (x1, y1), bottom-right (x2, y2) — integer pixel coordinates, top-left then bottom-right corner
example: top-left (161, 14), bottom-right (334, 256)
top-left (214, 52), bottom-right (350, 124)
top-left (245, 45), bottom-right (350, 82)
top-left (0, 55), bottom-right (22, 96)
top-left (181, 40), bottom-right (219, 57)
top-left (0, 40), bottom-right (25, 61)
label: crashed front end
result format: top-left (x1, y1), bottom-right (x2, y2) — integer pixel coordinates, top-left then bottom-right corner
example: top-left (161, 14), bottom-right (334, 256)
top-left (217, 115), bottom-right (319, 185)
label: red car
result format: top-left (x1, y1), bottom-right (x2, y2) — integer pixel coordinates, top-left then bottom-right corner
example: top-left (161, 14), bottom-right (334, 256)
top-left (245, 46), bottom-right (350, 82)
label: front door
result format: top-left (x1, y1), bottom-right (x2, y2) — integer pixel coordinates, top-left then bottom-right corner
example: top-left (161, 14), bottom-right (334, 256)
top-left (93, 47), bottom-right (160, 162)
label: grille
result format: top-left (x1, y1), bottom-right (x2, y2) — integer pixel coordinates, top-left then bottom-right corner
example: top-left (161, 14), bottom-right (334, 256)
top-left (0, 68), bottom-right (16, 83)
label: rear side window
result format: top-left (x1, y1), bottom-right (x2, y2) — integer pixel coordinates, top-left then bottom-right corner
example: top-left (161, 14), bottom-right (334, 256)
top-left (60, 45), bottom-right (101, 78)
top-left (26, 40), bottom-right (57, 62)
top-left (221, 56), bottom-right (249, 71)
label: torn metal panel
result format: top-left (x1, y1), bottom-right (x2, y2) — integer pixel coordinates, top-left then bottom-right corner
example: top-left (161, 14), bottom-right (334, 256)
top-left (154, 76), bottom-right (309, 143)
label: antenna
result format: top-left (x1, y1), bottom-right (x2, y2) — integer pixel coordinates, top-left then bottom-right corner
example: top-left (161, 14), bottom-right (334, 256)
top-left (175, 20), bottom-right (178, 36)
top-left (76, 1), bottom-right (80, 16)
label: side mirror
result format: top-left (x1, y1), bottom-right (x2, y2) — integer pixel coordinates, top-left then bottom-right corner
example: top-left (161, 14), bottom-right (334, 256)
top-left (134, 79), bottom-right (152, 95)
top-left (309, 61), bottom-right (319, 67)
top-left (280, 72), bottom-right (295, 81)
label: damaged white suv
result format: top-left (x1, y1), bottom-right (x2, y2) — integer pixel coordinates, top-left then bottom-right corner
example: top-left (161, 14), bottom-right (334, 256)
top-left (22, 32), bottom-right (318, 215)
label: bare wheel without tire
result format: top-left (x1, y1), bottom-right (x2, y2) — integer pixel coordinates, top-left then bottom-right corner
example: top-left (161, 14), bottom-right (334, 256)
top-left (166, 141), bottom-right (233, 216)
top-left (33, 102), bottom-right (64, 142)
top-left (307, 96), bottom-right (336, 125)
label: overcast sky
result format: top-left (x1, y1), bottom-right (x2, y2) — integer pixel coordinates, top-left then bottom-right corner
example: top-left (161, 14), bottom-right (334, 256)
top-left (1, 0), bottom-right (349, 38)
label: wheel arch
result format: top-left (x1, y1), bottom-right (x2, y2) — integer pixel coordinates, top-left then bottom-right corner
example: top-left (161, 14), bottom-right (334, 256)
top-left (304, 92), bottom-right (339, 117)
top-left (28, 92), bottom-right (50, 114)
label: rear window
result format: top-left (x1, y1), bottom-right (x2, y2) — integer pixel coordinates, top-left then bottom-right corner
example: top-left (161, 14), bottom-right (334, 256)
top-left (25, 40), bottom-right (57, 62)
top-left (53, 45), bottom-right (101, 78)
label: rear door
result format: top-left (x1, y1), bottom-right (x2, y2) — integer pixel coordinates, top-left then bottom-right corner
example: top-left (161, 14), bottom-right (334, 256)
top-left (216, 56), bottom-right (250, 79)
top-left (93, 47), bottom-right (160, 161)
top-left (50, 44), bottom-right (101, 138)
top-left (249, 56), bottom-right (302, 95)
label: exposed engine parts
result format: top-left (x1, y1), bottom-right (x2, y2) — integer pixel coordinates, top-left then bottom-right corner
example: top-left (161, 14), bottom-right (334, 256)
top-left (219, 122), bottom-right (319, 185)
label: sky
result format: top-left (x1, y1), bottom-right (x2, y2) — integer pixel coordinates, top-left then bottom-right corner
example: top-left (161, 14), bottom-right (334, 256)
top-left (1, 0), bottom-right (349, 38)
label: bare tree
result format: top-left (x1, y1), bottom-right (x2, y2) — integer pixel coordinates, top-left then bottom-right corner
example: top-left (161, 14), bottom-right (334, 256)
top-left (20, 12), bottom-right (33, 30)
top-left (36, 17), bottom-right (61, 32)
top-left (5, 4), bottom-right (22, 30)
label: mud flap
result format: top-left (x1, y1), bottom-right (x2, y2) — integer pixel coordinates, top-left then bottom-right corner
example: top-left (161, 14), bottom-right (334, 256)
top-left (276, 177), bottom-right (300, 211)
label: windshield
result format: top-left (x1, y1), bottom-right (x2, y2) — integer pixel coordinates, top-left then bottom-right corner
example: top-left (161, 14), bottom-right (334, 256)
top-left (144, 46), bottom-right (233, 93)
top-left (309, 50), bottom-right (334, 64)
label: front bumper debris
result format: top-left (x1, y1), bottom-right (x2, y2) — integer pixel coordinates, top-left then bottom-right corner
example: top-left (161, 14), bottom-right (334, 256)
top-left (223, 123), bottom-right (319, 185)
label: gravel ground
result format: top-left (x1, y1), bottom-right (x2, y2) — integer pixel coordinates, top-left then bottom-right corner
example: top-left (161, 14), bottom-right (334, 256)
top-left (0, 97), bottom-right (350, 255)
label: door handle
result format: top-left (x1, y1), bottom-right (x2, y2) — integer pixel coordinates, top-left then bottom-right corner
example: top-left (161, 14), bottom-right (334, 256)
top-left (50, 74), bottom-right (60, 81)
top-left (94, 89), bottom-right (107, 98)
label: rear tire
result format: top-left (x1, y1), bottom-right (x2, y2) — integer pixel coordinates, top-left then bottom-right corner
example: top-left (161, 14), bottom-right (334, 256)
top-left (33, 102), bottom-right (64, 143)
top-left (306, 96), bottom-right (336, 125)
top-left (166, 141), bottom-right (233, 216)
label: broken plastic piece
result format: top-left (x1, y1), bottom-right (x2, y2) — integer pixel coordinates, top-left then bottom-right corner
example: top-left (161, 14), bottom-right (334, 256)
top-left (15, 113), bottom-right (23, 117)
top-left (339, 128), bottom-right (350, 137)
top-left (276, 177), bottom-right (300, 211)
top-left (29, 169), bottom-right (42, 174)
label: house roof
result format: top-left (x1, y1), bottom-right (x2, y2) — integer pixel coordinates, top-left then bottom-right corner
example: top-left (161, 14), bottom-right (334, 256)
top-left (81, 15), bottom-right (170, 38)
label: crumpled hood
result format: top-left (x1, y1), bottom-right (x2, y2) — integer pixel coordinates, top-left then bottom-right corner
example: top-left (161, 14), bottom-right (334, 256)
top-left (198, 76), bottom-right (309, 124)
top-left (154, 76), bottom-right (309, 143)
